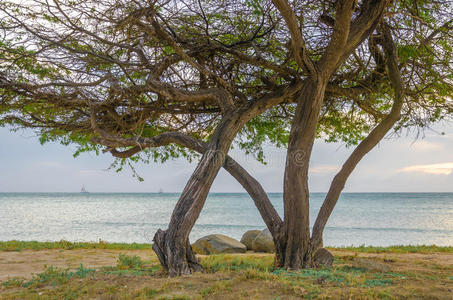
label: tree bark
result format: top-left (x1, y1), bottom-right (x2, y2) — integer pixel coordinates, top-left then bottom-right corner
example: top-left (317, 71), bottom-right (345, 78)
top-left (152, 113), bottom-right (244, 276)
top-left (276, 78), bottom-right (327, 269)
top-left (311, 24), bottom-right (404, 252)
top-left (271, 0), bottom-right (389, 269)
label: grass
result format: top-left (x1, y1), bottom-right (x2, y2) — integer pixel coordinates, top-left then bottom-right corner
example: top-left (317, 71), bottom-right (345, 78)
top-left (329, 244), bottom-right (453, 253)
top-left (1, 240), bottom-right (452, 253)
top-left (1, 245), bottom-right (452, 299)
top-left (117, 253), bottom-right (146, 270)
top-left (0, 240), bottom-right (153, 251)
top-left (201, 253), bottom-right (274, 272)
top-left (2, 264), bottom-right (96, 289)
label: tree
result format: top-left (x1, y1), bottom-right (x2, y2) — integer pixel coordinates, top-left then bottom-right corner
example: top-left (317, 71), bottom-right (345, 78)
top-left (1, 0), bottom-right (452, 276)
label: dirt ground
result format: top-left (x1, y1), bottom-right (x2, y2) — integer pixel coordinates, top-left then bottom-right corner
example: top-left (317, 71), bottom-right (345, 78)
top-left (1, 249), bottom-right (452, 282)
top-left (0, 249), bottom-right (155, 281)
top-left (0, 249), bottom-right (452, 299)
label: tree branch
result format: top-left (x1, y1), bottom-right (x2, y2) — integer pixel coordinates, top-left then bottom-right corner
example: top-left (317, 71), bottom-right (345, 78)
top-left (271, 0), bottom-right (316, 75)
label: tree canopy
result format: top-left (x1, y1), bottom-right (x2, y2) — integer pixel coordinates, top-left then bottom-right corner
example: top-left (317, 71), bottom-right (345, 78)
top-left (1, 0), bottom-right (450, 165)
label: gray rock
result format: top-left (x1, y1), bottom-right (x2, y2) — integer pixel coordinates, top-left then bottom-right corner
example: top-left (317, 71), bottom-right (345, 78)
top-left (252, 229), bottom-right (275, 253)
top-left (192, 234), bottom-right (246, 255)
top-left (313, 248), bottom-right (334, 267)
top-left (240, 230), bottom-right (261, 250)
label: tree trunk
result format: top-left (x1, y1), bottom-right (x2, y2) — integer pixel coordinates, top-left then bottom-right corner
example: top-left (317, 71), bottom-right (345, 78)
top-left (152, 113), bottom-right (243, 276)
top-left (311, 24), bottom-right (404, 252)
top-left (276, 78), bottom-right (327, 269)
top-left (151, 81), bottom-right (305, 276)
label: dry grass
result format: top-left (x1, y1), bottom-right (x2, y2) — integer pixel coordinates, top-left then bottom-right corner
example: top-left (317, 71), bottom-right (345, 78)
top-left (0, 244), bottom-right (452, 299)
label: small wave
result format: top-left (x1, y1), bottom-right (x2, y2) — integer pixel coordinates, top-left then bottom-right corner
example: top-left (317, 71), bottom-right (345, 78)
top-left (74, 221), bottom-right (452, 234)
top-left (325, 226), bottom-right (453, 234)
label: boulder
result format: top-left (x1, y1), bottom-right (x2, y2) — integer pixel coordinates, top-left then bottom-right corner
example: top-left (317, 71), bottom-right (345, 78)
top-left (192, 234), bottom-right (246, 255)
top-left (251, 229), bottom-right (275, 253)
top-left (313, 248), bottom-right (334, 267)
top-left (240, 230), bottom-right (261, 250)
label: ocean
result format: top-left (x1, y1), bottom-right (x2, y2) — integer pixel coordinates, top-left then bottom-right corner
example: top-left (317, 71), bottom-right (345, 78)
top-left (0, 193), bottom-right (452, 247)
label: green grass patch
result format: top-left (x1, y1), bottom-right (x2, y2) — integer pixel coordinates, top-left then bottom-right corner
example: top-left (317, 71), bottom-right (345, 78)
top-left (2, 254), bottom-right (162, 291)
top-left (117, 253), bottom-right (145, 270)
top-left (2, 241), bottom-right (450, 254)
top-left (200, 254), bottom-right (274, 272)
top-left (271, 266), bottom-right (403, 289)
top-left (362, 278), bottom-right (393, 287)
top-left (330, 245), bottom-right (453, 253)
top-left (0, 240), bottom-right (153, 251)
top-left (272, 268), bottom-right (347, 284)
top-left (2, 264), bottom-right (95, 288)
top-left (1, 250), bottom-right (449, 299)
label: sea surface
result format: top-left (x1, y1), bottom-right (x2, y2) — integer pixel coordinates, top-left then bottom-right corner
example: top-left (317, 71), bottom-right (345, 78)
top-left (0, 193), bottom-right (452, 247)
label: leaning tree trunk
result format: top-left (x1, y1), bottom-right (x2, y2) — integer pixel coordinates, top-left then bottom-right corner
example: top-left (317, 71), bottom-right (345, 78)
top-left (275, 78), bottom-right (327, 269)
top-left (152, 113), bottom-right (244, 276)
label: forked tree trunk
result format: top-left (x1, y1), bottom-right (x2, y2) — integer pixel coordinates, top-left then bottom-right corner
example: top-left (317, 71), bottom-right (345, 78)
top-left (276, 78), bottom-right (327, 269)
top-left (271, 0), bottom-right (389, 267)
top-left (311, 24), bottom-right (404, 253)
top-left (152, 113), bottom-right (244, 276)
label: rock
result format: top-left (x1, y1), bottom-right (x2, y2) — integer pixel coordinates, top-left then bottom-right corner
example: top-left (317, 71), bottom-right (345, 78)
top-left (313, 248), bottom-right (334, 267)
top-left (192, 234), bottom-right (246, 255)
top-left (352, 258), bottom-right (391, 272)
top-left (252, 229), bottom-right (275, 253)
top-left (240, 230), bottom-right (261, 250)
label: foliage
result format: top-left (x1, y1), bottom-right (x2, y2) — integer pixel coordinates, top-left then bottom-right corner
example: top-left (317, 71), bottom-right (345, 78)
top-left (1, 0), bottom-right (451, 169)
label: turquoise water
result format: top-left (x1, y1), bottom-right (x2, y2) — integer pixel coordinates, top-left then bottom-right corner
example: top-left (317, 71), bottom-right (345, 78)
top-left (0, 193), bottom-right (452, 246)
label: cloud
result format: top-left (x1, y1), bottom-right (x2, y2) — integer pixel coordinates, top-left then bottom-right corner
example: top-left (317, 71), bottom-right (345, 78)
top-left (410, 141), bottom-right (444, 151)
top-left (399, 162), bottom-right (453, 175)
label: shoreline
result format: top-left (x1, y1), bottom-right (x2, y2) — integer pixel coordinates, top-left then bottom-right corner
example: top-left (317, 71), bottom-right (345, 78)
top-left (1, 240), bottom-right (453, 253)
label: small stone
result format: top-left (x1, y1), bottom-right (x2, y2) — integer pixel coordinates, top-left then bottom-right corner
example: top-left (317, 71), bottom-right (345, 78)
top-left (240, 230), bottom-right (261, 250)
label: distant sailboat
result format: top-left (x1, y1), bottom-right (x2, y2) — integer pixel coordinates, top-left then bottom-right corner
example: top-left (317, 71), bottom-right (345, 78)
top-left (158, 188), bottom-right (164, 194)
top-left (80, 185), bottom-right (89, 194)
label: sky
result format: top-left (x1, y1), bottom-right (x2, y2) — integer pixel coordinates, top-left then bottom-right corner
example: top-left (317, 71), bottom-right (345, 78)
top-left (0, 124), bottom-right (452, 193)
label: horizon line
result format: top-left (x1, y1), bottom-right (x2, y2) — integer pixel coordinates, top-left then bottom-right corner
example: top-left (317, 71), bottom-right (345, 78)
top-left (1, 191), bottom-right (453, 194)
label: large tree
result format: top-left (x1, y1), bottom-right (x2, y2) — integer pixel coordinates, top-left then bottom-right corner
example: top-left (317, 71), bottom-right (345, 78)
top-left (1, 0), bottom-right (452, 276)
